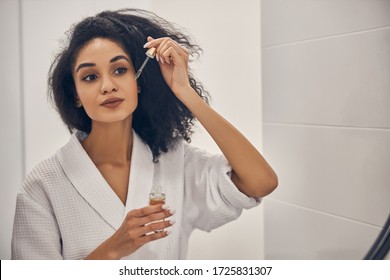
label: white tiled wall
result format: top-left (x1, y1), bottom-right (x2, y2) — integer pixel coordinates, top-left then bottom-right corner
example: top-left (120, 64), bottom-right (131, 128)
top-left (263, 28), bottom-right (390, 128)
top-left (264, 124), bottom-right (390, 227)
top-left (262, 0), bottom-right (390, 47)
top-left (264, 199), bottom-right (381, 260)
top-left (0, 0), bottom-right (23, 260)
top-left (262, 0), bottom-right (390, 259)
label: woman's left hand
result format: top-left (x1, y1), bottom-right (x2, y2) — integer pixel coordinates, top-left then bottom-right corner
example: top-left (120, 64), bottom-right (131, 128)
top-left (144, 36), bottom-right (192, 96)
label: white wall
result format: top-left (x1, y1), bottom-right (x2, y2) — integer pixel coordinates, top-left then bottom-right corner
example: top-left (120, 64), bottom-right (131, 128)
top-left (0, 0), bottom-right (263, 259)
top-left (0, 0), bottom-right (24, 260)
top-left (262, 0), bottom-right (390, 259)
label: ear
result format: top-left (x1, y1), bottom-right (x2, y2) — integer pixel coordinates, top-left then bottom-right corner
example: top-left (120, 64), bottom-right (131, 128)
top-left (75, 96), bottom-right (82, 107)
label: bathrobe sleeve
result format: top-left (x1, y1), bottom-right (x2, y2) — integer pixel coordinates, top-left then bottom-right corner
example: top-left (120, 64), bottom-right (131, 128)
top-left (12, 172), bottom-right (62, 260)
top-left (183, 144), bottom-right (261, 232)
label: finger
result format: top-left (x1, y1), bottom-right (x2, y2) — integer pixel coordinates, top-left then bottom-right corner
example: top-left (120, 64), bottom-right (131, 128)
top-left (138, 219), bottom-right (174, 236)
top-left (157, 39), bottom-right (172, 54)
top-left (125, 204), bottom-right (168, 219)
top-left (139, 229), bottom-right (170, 245)
top-left (145, 37), bottom-right (187, 65)
top-left (155, 38), bottom-right (184, 65)
top-left (158, 39), bottom-right (188, 60)
top-left (143, 37), bottom-right (166, 49)
top-left (167, 39), bottom-right (189, 57)
top-left (153, 38), bottom-right (180, 65)
top-left (144, 37), bottom-right (188, 58)
top-left (162, 46), bottom-right (184, 65)
top-left (144, 36), bottom-right (163, 63)
top-left (156, 38), bottom-right (171, 64)
top-left (136, 209), bottom-right (175, 227)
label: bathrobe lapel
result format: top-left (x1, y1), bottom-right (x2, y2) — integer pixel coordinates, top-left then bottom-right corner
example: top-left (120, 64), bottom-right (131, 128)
top-left (57, 131), bottom-right (155, 231)
top-left (124, 132), bottom-right (154, 215)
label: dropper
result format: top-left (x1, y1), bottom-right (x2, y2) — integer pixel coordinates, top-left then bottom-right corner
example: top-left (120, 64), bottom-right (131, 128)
top-left (135, 47), bottom-right (157, 80)
top-left (149, 161), bottom-right (165, 205)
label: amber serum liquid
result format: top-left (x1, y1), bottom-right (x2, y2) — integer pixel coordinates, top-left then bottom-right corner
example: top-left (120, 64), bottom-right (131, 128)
top-left (149, 192), bottom-right (166, 205)
top-left (149, 192), bottom-right (166, 232)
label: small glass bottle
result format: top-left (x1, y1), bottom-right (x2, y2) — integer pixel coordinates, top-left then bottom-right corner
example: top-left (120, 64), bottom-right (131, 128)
top-left (149, 191), bottom-right (166, 205)
top-left (149, 185), bottom-right (166, 233)
top-left (149, 181), bottom-right (165, 205)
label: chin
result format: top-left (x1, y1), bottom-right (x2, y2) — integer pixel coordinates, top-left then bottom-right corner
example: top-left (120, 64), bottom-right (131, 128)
top-left (93, 112), bottom-right (133, 124)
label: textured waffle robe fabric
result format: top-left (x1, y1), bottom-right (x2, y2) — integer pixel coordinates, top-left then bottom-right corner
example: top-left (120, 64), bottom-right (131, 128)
top-left (12, 131), bottom-right (260, 259)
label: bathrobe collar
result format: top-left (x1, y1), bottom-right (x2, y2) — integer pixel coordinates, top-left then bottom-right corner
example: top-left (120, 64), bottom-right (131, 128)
top-left (56, 130), bottom-right (154, 230)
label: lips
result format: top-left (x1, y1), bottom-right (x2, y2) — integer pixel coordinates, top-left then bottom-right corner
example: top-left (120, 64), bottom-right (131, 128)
top-left (100, 98), bottom-right (124, 106)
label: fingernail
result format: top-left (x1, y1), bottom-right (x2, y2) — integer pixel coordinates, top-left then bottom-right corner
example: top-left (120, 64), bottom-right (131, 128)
top-left (143, 41), bottom-right (151, 48)
top-left (165, 230), bottom-right (171, 236)
top-left (162, 204), bottom-right (170, 210)
top-left (169, 220), bottom-right (176, 225)
top-left (160, 58), bottom-right (164, 64)
top-left (169, 209), bottom-right (176, 215)
top-left (165, 59), bottom-right (171, 64)
top-left (156, 54), bottom-right (159, 62)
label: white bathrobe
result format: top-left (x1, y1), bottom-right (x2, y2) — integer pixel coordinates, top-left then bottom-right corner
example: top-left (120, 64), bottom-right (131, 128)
top-left (12, 131), bottom-right (260, 259)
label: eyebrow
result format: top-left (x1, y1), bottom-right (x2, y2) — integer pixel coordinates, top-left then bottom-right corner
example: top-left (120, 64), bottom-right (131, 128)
top-left (76, 63), bottom-right (95, 73)
top-left (75, 55), bottom-right (130, 72)
top-left (110, 55), bottom-right (130, 63)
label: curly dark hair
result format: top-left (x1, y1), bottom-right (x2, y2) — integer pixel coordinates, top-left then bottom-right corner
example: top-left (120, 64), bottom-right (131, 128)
top-left (48, 8), bottom-right (209, 161)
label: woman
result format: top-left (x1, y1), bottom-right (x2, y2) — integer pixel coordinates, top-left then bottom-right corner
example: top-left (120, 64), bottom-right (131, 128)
top-left (11, 8), bottom-right (277, 260)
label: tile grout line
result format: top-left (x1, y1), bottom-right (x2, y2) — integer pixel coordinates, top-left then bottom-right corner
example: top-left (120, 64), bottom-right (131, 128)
top-left (265, 197), bottom-right (383, 229)
top-left (262, 24), bottom-right (390, 50)
top-left (263, 122), bottom-right (390, 132)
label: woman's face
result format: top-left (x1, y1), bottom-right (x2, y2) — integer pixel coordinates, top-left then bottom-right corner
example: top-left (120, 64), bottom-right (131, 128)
top-left (73, 38), bottom-right (138, 125)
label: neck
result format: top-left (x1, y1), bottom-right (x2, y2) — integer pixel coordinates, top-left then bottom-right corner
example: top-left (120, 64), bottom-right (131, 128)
top-left (81, 117), bottom-right (133, 166)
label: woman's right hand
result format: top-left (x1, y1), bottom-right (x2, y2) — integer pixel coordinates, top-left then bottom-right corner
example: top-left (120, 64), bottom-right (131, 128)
top-left (85, 204), bottom-right (175, 259)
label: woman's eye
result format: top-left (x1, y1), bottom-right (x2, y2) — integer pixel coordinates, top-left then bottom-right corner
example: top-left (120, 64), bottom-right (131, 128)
top-left (114, 68), bottom-right (128, 75)
top-left (82, 74), bottom-right (97, 81)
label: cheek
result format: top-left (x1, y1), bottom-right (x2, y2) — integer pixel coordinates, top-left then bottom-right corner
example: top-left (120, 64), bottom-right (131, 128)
top-left (76, 89), bottom-right (94, 107)
top-left (73, 80), bottom-right (86, 99)
top-left (74, 81), bottom-right (97, 103)
top-left (122, 82), bottom-right (139, 101)
top-left (127, 89), bottom-right (139, 112)
top-left (74, 88), bottom-right (100, 119)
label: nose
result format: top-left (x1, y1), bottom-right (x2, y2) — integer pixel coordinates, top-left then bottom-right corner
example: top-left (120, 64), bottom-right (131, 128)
top-left (100, 75), bottom-right (118, 95)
